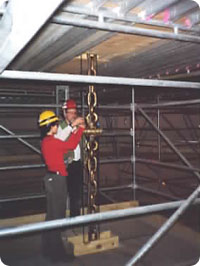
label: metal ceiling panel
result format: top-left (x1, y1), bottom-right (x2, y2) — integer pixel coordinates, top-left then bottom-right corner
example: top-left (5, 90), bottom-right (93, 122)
top-left (0, 0), bottom-right (67, 73)
top-left (2, 0), bottom-right (200, 79)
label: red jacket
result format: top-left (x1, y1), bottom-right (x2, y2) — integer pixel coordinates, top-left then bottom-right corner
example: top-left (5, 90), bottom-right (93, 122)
top-left (41, 127), bottom-right (84, 176)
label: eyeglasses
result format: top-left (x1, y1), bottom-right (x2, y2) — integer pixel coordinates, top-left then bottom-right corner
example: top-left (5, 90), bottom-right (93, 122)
top-left (65, 111), bottom-right (77, 115)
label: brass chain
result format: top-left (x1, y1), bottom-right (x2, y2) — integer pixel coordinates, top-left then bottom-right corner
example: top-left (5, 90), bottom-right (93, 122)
top-left (85, 53), bottom-right (101, 241)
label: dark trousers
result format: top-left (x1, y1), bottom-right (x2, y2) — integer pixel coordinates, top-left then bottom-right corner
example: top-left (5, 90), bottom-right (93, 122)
top-left (42, 173), bottom-right (67, 257)
top-left (67, 160), bottom-right (83, 217)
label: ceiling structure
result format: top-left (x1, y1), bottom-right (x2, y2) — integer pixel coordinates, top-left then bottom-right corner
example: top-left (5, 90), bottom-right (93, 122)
top-left (0, 0), bottom-right (200, 81)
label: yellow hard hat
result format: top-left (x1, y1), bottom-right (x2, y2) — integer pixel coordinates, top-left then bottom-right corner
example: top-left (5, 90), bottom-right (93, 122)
top-left (38, 110), bottom-right (59, 127)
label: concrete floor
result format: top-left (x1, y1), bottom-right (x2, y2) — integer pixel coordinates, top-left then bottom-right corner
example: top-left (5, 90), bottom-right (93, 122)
top-left (0, 214), bottom-right (199, 266)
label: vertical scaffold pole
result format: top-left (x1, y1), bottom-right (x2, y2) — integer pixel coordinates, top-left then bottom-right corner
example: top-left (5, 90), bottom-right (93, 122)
top-left (157, 96), bottom-right (161, 161)
top-left (132, 88), bottom-right (136, 200)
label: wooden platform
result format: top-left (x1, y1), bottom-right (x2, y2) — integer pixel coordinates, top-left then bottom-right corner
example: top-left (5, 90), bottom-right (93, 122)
top-left (64, 201), bottom-right (138, 256)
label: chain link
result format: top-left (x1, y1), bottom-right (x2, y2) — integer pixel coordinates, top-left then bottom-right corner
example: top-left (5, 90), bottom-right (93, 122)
top-left (85, 53), bottom-right (101, 241)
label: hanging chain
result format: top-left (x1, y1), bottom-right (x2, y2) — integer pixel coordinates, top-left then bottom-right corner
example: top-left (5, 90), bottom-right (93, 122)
top-left (85, 53), bottom-right (102, 242)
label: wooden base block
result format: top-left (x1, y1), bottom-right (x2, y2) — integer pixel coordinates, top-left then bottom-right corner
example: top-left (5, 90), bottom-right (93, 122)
top-left (99, 200), bottom-right (139, 212)
top-left (67, 231), bottom-right (119, 256)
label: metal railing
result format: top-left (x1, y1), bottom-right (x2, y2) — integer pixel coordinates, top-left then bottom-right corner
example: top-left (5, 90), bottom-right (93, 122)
top-left (0, 198), bottom-right (200, 239)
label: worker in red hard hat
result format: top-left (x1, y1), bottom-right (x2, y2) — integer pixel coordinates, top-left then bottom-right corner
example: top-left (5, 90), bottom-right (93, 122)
top-left (55, 99), bottom-right (85, 219)
top-left (62, 99), bottom-right (77, 110)
top-left (38, 110), bottom-right (85, 262)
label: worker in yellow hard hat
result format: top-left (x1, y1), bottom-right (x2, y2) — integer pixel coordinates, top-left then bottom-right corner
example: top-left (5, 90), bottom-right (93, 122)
top-left (38, 110), bottom-right (85, 263)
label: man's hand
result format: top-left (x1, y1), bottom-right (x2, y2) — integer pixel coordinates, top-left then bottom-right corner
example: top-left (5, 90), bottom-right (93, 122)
top-left (71, 117), bottom-right (85, 129)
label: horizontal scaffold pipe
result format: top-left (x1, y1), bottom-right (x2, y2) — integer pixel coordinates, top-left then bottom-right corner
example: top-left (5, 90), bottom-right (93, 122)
top-left (0, 104), bottom-right (61, 108)
top-left (0, 103), bottom-right (131, 110)
top-left (0, 198), bottom-right (200, 238)
top-left (1, 70), bottom-right (200, 89)
top-left (136, 158), bottom-right (200, 173)
top-left (0, 131), bottom-right (131, 139)
top-left (2, 156), bottom-right (200, 173)
top-left (52, 15), bottom-right (200, 43)
top-left (2, 156), bottom-right (200, 172)
top-left (0, 157), bottom-right (132, 171)
top-left (0, 163), bottom-right (45, 171)
top-left (62, 3), bottom-right (199, 33)
top-left (0, 185), bottom-right (132, 204)
top-left (136, 185), bottom-right (180, 201)
top-left (0, 194), bottom-right (45, 203)
top-left (139, 98), bottom-right (200, 109)
top-left (0, 134), bottom-right (40, 139)
top-left (1, 100), bottom-right (200, 110)
top-left (0, 125), bottom-right (41, 155)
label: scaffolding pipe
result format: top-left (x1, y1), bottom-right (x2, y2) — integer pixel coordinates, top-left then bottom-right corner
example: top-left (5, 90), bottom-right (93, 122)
top-left (0, 184), bottom-right (132, 204)
top-left (0, 163), bottom-right (45, 171)
top-left (185, 10), bottom-right (200, 27)
top-left (132, 88), bottom-right (136, 200)
top-left (126, 185), bottom-right (200, 265)
top-left (0, 198), bottom-right (200, 238)
top-left (0, 134), bottom-right (39, 139)
top-left (137, 185), bottom-right (180, 200)
top-left (0, 131), bottom-right (131, 139)
top-left (52, 15), bottom-right (200, 43)
top-left (139, 98), bottom-right (200, 109)
top-left (136, 158), bottom-right (200, 173)
top-left (140, 0), bottom-right (180, 19)
top-left (0, 158), bottom-right (131, 171)
top-left (2, 155), bottom-right (200, 172)
top-left (0, 103), bottom-right (131, 110)
top-left (2, 154), bottom-right (200, 173)
top-left (157, 96), bottom-right (161, 160)
top-left (0, 182), bottom-right (184, 206)
top-left (0, 194), bottom-right (45, 203)
top-left (165, 0), bottom-right (198, 22)
top-left (1, 70), bottom-right (200, 90)
top-left (102, 131), bottom-right (132, 137)
top-left (1, 100), bottom-right (200, 109)
top-left (137, 106), bottom-right (200, 181)
top-left (100, 158), bottom-right (131, 164)
top-left (99, 191), bottom-right (115, 203)
top-left (101, 184), bottom-right (133, 192)
top-left (162, 114), bottom-right (199, 155)
top-left (63, 3), bottom-right (200, 33)
top-left (0, 103), bottom-right (61, 108)
top-left (119, 0), bottom-right (147, 15)
top-left (0, 125), bottom-right (41, 155)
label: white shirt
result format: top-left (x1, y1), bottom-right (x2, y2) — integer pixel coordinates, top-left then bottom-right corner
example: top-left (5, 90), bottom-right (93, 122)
top-left (55, 124), bottom-right (81, 161)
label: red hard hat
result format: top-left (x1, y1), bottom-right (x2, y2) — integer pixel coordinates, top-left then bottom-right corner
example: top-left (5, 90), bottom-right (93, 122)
top-left (62, 99), bottom-right (77, 110)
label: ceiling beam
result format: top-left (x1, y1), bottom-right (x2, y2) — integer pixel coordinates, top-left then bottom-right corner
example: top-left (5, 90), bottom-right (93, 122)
top-left (1, 70), bottom-right (200, 89)
top-left (119, 0), bottom-right (144, 15)
top-left (0, 0), bottom-right (67, 73)
top-left (63, 3), bottom-right (200, 33)
top-left (52, 14), bottom-right (200, 43)
top-left (166, 0), bottom-right (198, 22)
top-left (139, 0), bottom-right (180, 19)
top-left (90, 0), bottom-right (109, 10)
